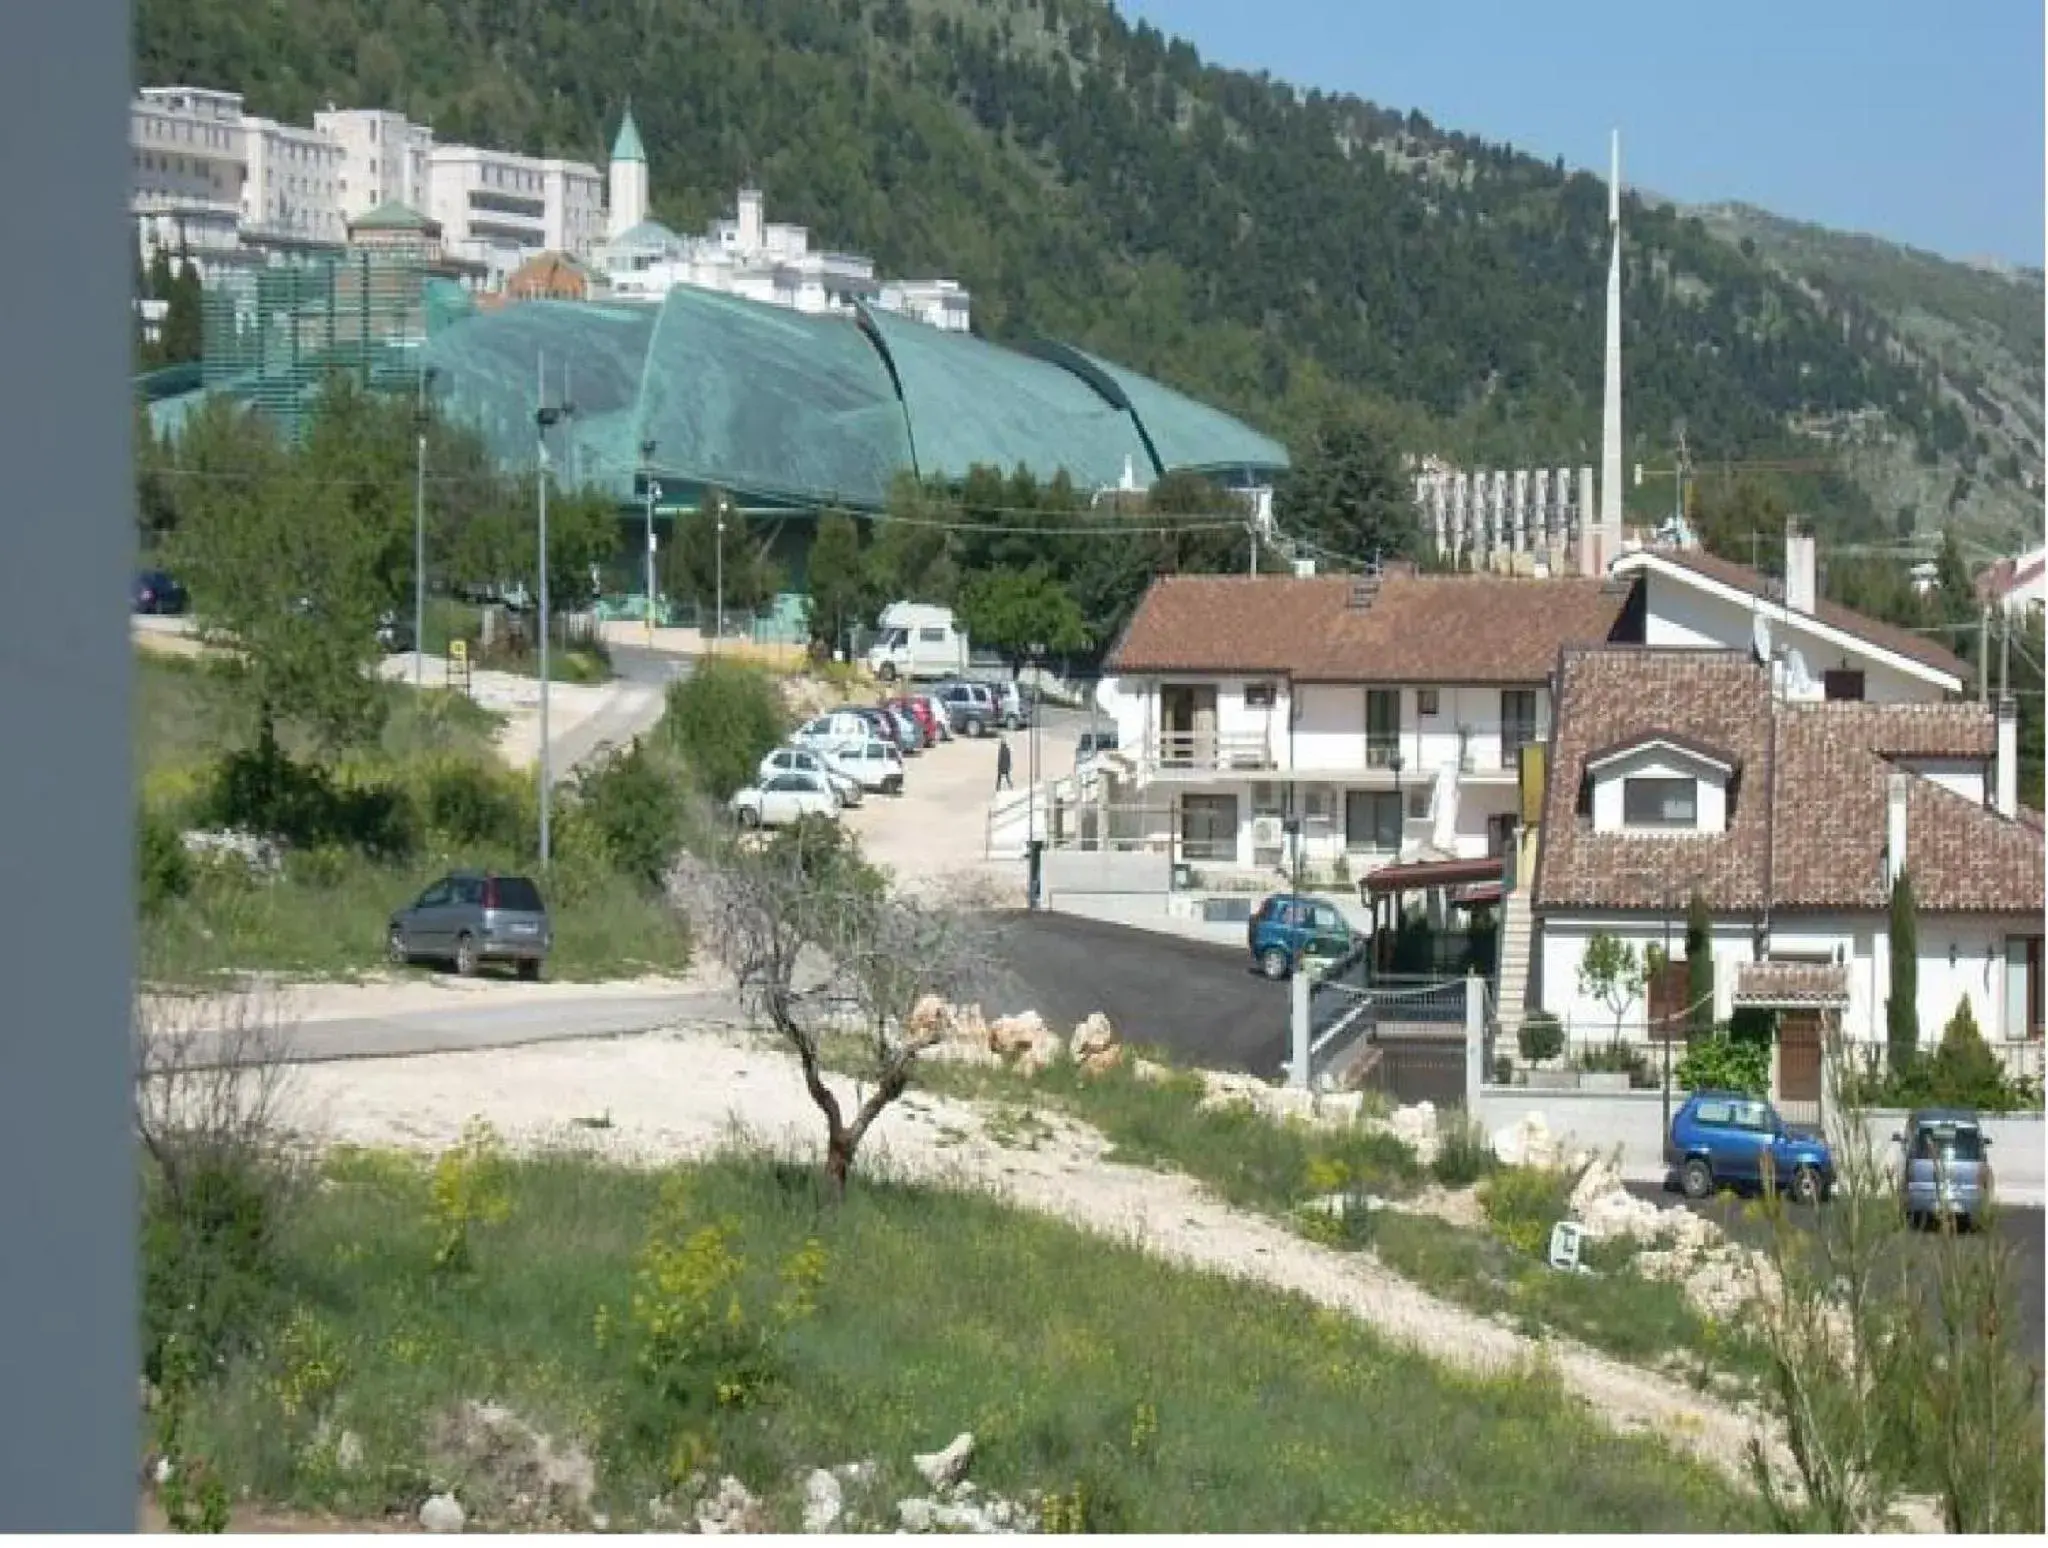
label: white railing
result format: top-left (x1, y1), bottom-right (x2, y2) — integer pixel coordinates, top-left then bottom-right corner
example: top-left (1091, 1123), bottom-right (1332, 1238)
top-left (1154, 730), bottom-right (1273, 770)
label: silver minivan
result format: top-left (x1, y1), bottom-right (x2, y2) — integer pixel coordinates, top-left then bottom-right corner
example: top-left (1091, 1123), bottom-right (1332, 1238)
top-left (389, 870), bottom-right (552, 980)
top-left (1898, 1109), bottom-right (1995, 1229)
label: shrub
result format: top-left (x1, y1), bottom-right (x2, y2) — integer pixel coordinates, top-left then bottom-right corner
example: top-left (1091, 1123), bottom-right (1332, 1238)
top-left (1477, 1164), bottom-right (1577, 1258)
top-left (569, 738), bottom-right (688, 889)
top-left (417, 755), bottom-right (532, 854)
top-left (1431, 1118), bottom-right (1499, 1188)
top-left (1518, 1012), bottom-right (1564, 1065)
top-left (201, 740), bottom-right (420, 860)
top-left (139, 803), bottom-right (193, 915)
top-left (427, 1117), bottom-right (513, 1275)
top-left (662, 658), bottom-right (789, 800)
top-left (1675, 1027), bottom-right (1771, 1096)
top-left (1575, 1040), bottom-right (1651, 1084)
top-left (1871, 996), bottom-right (2041, 1112)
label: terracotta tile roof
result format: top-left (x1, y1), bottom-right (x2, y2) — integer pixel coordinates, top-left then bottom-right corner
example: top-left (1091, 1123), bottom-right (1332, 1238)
top-left (1624, 547), bottom-right (1970, 679)
top-left (1103, 571), bottom-right (1634, 683)
top-left (1533, 649), bottom-right (1774, 912)
top-left (1103, 574), bottom-right (1356, 674)
top-left (1533, 647), bottom-right (2043, 917)
top-left (1733, 961), bottom-right (1851, 1006)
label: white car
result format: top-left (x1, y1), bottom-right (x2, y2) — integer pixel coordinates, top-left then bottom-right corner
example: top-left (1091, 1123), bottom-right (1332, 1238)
top-left (729, 771), bottom-right (842, 830)
top-left (837, 738), bottom-right (906, 796)
top-left (759, 745), bottom-right (863, 806)
top-left (792, 710), bottom-right (876, 759)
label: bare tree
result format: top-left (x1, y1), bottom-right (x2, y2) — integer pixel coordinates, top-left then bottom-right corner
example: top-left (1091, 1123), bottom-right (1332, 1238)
top-left (134, 985), bottom-right (301, 1211)
top-left (669, 815), bottom-right (1001, 1196)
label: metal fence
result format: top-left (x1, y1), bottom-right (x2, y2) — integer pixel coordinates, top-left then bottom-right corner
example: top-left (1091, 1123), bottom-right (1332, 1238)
top-left (1301, 960), bottom-right (1477, 1108)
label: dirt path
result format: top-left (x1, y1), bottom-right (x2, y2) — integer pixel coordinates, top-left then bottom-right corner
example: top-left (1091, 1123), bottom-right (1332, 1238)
top-left (280, 1025), bottom-right (1796, 1494)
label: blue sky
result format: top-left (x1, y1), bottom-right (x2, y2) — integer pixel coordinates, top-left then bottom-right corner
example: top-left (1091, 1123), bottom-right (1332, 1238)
top-left (1116, 0), bottom-right (2045, 266)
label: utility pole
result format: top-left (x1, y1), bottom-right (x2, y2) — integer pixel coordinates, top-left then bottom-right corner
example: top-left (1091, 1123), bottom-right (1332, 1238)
top-left (715, 494), bottom-right (726, 654)
top-left (1979, 602), bottom-right (1991, 702)
top-left (413, 363), bottom-right (431, 692)
top-left (640, 438), bottom-right (658, 643)
top-left (533, 354), bottom-right (574, 868)
top-left (2000, 603), bottom-right (2011, 702)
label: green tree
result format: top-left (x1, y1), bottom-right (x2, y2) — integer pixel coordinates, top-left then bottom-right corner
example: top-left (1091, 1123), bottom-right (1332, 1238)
top-left (1576, 932), bottom-right (1646, 1044)
top-left (664, 488), bottom-right (780, 625)
top-left (661, 658), bottom-right (789, 801)
top-left (1931, 528), bottom-right (1976, 629)
top-left (1273, 416), bottom-right (1420, 565)
top-left (865, 473), bottom-right (958, 605)
top-left (955, 564), bottom-right (1089, 675)
top-left (162, 396), bottom-right (388, 753)
top-left (160, 252), bottom-right (205, 367)
top-left (1684, 890), bottom-right (1715, 1035)
top-left (1887, 869), bottom-right (1920, 1075)
top-left (803, 508), bottom-right (873, 657)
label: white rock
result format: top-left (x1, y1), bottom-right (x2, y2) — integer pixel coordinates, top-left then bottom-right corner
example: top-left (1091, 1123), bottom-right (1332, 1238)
top-left (913, 1432), bottom-right (976, 1491)
top-left (833, 1459), bottom-right (878, 1488)
top-left (898, 1497), bottom-right (938, 1532)
top-left (1491, 1112), bottom-right (1567, 1169)
top-left (1068, 1012), bottom-right (1117, 1062)
top-left (419, 1493), bottom-right (466, 1534)
top-left (334, 1429), bottom-right (365, 1473)
top-left (802, 1469), bottom-right (844, 1533)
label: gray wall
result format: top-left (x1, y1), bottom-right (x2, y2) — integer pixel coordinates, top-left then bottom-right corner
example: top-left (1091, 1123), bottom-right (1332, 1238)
top-left (1043, 848), bottom-right (1172, 898)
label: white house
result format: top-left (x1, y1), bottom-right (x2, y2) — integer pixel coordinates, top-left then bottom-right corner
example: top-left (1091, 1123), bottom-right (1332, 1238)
top-left (1611, 528), bottom-right (1969, 705)
top-left (1978, 545), bottom-right (2047, 618)
top-left (130, 86), bottom-right (248, 276)
top-left (241, 115), bottom-right (347, 248)
top-left (1530, 645), bottom-right (2042, 1110)
top-left (427, 143), bottom-right (605, 284)
top-left (1083, 567), bottom-right (1639, 877)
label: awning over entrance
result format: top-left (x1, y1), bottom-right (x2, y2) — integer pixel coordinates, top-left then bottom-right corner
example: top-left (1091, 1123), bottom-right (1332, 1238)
top-left (1732, 961), bottom-right (1850, 1009)
top-left (1362, 855), bottom-right (1505, 895)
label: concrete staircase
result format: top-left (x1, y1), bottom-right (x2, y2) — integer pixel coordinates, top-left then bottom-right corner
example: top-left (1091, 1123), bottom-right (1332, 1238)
top-left (985, 766), bottom-right (1103, 860)
top-left (1494, 827), bottom-right (1540, 1040)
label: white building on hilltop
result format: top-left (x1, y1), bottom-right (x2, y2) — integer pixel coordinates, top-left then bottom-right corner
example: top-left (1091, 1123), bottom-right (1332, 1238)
top-left (130, 86), bottom-right (249, 273)
top-left (594, 107), bottom-right (972, 331)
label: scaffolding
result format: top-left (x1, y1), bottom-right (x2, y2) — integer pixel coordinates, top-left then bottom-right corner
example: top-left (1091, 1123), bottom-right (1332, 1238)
top-left (200, 250), bottom-right (431, 442)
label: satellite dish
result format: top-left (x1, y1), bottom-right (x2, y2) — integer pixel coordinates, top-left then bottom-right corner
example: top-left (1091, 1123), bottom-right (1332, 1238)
top-left (1751, 612), bottom-right (1774, 665)
top-left (1783, 647), bottom-right (1817, 698)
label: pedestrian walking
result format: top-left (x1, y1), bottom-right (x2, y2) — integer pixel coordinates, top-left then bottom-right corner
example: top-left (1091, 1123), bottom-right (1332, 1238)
top-left (995, 735), bottom-right (1014, 791)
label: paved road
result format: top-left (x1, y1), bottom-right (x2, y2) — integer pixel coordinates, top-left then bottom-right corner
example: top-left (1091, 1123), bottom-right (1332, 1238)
top-left (544, 640), bottom-right (689, 784)
top-left (981, 910), bottom-right (1285, 1074)
top-left (1626, 1181), bottom-right (2045, 1358)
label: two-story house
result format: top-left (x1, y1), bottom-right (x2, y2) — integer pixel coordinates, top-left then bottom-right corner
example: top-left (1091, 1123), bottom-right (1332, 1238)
top-left (1087, 568), bottom-right (1639, 877)
top-left (1531, 645), bottom-right (2042, 1112)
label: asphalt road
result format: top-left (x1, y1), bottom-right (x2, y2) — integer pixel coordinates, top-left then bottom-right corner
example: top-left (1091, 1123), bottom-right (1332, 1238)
top-left (1627, 1181), bottom-right (2045, 1360)
top-left (981, 910), bottom-right (1286, 1074)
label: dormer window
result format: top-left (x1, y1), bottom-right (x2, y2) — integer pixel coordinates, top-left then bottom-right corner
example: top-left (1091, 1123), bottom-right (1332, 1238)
top-left (1622, 776), bottom-right (1698, 829)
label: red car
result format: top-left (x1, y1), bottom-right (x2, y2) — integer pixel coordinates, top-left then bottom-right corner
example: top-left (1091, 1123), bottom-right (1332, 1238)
top-left (890, 694), bottom-right (945, 745)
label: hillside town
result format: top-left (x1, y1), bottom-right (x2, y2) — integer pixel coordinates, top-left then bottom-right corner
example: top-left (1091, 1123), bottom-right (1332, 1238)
top-left (9, 0), bottom-right (2042, 1537)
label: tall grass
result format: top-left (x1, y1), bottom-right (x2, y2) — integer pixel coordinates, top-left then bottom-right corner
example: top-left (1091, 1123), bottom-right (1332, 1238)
top-left (176, 1149), bottom-right (1765, 1534)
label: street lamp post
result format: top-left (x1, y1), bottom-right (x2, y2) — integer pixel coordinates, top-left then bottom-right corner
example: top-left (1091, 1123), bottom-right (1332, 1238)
top-left (1026, 641), bottom-right (1046, 909)
top-left (640, 438), bottom-right (659, 642)
top-left (714, 495), bottom-right (726, 654)
top-left (413, 365), bottom-right (437, 692)
top-left (534, 374), bottom-right (575, 868)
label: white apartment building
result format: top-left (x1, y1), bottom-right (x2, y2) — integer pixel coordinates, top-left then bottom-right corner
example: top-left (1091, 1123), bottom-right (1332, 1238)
top-left (312, 108), bottom-right (433, 220)
top-left (131, 86), bottom-right (248, 271)
top-left (241, 116), bottom-right (346, 246)
top-left (428, 144), bottom-right (605, 284)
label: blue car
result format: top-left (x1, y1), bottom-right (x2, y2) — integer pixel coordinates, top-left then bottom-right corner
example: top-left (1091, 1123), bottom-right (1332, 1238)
top-left (1248, 892), bottom-right (1355, 981)
top-left (1665, 1089), bottom-right (1835, 1205)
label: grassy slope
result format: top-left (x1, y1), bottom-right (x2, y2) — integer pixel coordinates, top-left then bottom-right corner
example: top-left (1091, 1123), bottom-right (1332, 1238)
top-left (183, 1150), bottom-right (1765, 1533)
top-left (135, 652), bottom-right (689, 983)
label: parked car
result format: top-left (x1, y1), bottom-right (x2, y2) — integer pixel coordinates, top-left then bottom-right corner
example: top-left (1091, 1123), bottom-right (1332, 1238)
top-left (934, 681), bottom-right (998, 738)
top-left (888, 694), bottom-right (944, 746)
top-left (1248, 893), bottom-right (1356, 980)
top-left (990, 680), bottom-right (1027, 730)
top-left (792, 710), bottom-right (877, 760)
top-left (1075, 727), bottom-right (1121, 770)
top-left (836, 738), bottom-right (906, 796)
top-left (909, 693), bottom-right (953, 742)
top-left (759, 745), bottom-right (863, 807)
top-left (844, 705), bottom-right (902, 752)
top-left (375, 610), bottom-right (416, 654)
top-left (880, 703), bottom-right (925, 753)
top-left (1896, 1108), bottom-right (1995, 1229)
top-left (729, 771), bottom-right (842, 829)
top-left (132, 569), bottom-right (188, 615)
top-left (1666, 1090), bottom-right (1834, 1204)
top-left (388, 869), bottom-right (552, 980)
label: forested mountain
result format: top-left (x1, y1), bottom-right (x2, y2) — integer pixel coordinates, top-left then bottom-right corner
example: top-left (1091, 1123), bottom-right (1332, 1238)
top-left (134, 0), bottom-right (2043, 548)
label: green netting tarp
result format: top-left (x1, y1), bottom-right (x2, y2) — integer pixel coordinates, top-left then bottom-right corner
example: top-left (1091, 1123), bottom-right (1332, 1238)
top-left (859, 303), bottom-right (1154, 489)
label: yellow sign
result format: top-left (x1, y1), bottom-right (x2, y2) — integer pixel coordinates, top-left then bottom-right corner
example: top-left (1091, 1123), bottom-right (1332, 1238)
top-left (449, 639), bottom-right (468, 662)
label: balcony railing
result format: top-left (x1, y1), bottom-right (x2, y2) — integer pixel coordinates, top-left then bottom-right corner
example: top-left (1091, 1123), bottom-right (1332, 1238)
top-left (1365, 736), bottom-right (1401, 770)
top-left (1154, 730), bottom-right (1274, 771)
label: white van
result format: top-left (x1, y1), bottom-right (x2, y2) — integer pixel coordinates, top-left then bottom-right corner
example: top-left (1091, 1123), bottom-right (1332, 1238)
top-left (866, 602), bottom-right (970, 683)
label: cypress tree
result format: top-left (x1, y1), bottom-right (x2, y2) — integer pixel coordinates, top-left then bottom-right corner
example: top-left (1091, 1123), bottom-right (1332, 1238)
top-left (1887, 869), bottom-right (1920, 1074)
top-left (1684, 889), bottom-right (1714, 1034)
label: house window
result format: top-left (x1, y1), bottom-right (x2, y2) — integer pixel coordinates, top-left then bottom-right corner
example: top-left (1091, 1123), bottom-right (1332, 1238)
top-left (1622, 776), bottom-right (1698, 829)
top-left (2006, 936), bottom-right (2044, 1040)
top-left (1345, 790), bottom-right (1402, 852)
top-left (1500, 689), bottom-right (1538, 764)
top-left (1244, 681), bottom-right (1277, 710)
top-left (1417, 689), bottom-right (1441, 717)
top-left (1365, 689), bottom-right (1400, 768)
top-left (1824, 669), bottom-right (1866, 702)
top-left (1406, 787), bottom-right (1432, 821)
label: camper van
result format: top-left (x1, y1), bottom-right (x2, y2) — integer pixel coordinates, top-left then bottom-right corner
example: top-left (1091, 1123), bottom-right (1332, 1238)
top-left (865, 602), bottom-right (971, 683)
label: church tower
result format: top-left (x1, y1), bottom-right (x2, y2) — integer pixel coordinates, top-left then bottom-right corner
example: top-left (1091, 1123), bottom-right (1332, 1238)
top-left (607, 102), bottom-right (648, 240)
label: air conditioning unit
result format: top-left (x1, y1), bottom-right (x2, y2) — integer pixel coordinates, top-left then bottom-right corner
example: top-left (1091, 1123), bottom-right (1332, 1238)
top-left (1250, 815), bottom-right (1284, 848)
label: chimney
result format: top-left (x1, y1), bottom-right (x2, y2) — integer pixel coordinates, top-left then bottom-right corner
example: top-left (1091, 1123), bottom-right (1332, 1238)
top-left (1784, 525), bottom-right (1817, 615)
top-left (1997, 696), bottom-right (2020, 819)
top-left (1886, 770), bottom-right (1909, 886)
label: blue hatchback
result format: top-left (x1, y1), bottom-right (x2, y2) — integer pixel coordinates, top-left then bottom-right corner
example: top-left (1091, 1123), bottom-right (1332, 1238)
top-left (1665, 1089), bottom-right (1835, 1205)
top-left (1248, 893), bottom-right (1354, 980)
